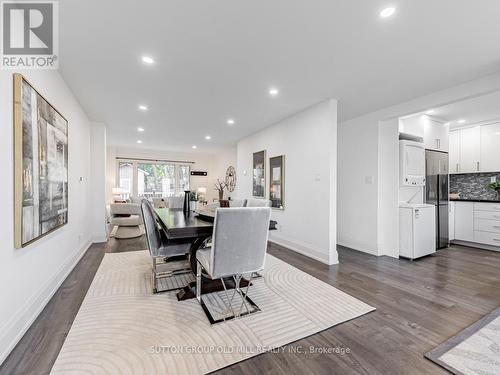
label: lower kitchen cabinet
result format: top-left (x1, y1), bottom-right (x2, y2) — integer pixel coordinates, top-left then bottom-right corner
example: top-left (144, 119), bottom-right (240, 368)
top-left (454, 202), bottom-right (474, 242)
top-left (451, 201), bottom-right (500, 249)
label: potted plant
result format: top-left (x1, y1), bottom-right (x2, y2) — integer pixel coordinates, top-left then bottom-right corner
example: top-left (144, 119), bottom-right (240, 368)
top-left (189, 190), bottom-right (198, 211)
top-left (214, 179), bottom-right (227, 201)
top-left (487, 181), bottom-right (500, 200)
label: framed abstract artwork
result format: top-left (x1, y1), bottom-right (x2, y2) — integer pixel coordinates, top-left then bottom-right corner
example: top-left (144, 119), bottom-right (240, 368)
top-left (269, 155), bottom-right (285, 209)
top-left (252, 150), bottom-right (266, 198)
top-left (14, 74), bottom-right (68, 248)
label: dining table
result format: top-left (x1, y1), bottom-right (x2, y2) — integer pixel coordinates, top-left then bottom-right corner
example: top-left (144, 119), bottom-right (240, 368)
top-left (154, 207), bottom-right (252, 301)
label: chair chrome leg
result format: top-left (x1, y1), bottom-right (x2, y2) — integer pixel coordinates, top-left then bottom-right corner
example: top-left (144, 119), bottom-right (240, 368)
top-left (196, 261), bottom-right (202, 303)
top-left (237, 272), bottom-right (254, 317)
top-left (152, 257), bottom-right (158, 293)
top-left (220, 277), bottom-right (236, 319)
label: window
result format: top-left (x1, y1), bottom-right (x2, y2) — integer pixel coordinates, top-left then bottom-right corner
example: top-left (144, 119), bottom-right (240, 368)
top-left (116, 159), bottom-right (190, 198)
top-left (118, 162), bottom-right (133, 198)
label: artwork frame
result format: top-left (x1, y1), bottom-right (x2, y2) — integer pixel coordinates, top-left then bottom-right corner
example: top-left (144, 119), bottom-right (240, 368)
top-left (252, 150), bottom-right (266, 198)
top-left (269, 155), bottom-right (285, 209)
top-left (14, 73), bottom-right (69, 248)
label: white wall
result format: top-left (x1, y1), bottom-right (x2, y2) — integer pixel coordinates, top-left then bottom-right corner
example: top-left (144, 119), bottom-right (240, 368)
top-left (0, 70), bottom-right (95, 363)
top-left (338, 71), bottom-right (500, 257)
top-left (211, 147), bottom-right (237, 199)
top-left (106, 146), bottom-right (237, 203)
top-left (89, 122), bottom-right (108, 242)
top-left (236, 100), bottom-right (338, 265)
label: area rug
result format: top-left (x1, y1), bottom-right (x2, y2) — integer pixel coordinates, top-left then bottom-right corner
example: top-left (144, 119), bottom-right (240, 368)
top-left (425, 307), bottom-right (500, 375)
top-left (50, 250), bottom-right (375, 375)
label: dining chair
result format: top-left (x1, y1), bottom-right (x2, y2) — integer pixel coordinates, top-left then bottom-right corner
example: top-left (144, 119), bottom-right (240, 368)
top-left (246, 198), bottom-right (272, 207)
top-left (168, 196), bottom-right (184, 209)
top-left (229, 198), bottom-right (247, 207)
top-left (141, 199), bottom-right (192, 293)
top-left (195, 207), bottom-right (271, 324)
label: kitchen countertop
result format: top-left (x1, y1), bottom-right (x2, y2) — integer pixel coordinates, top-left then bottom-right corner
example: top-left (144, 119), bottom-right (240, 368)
top-left (450, 199), bottom-right (500, 203)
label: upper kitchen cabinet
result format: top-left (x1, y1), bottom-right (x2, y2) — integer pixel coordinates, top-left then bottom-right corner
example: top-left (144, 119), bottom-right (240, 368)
top-left (449, 131), bottom-right (460, 173)
top-left (424, 117), bottom-right (449, 152)
top-left (459, 126), bottom-right (481, 173)
top-left (480, 123), bottom-right (500, 172)
top-left (449, 124), bottom-right (500, 174)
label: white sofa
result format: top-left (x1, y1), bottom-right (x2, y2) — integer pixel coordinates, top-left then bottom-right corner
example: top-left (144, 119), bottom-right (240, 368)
top-left (109, 203), bottom-right (144, 239)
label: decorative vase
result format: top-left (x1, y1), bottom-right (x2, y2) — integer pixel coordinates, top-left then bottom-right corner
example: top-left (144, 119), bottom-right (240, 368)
top-left (189, 201), bottom-right (197, 211)
top-left (183, 190), bottom-right (190, 214)
top-left (218, 190), bottom-right (224, 201)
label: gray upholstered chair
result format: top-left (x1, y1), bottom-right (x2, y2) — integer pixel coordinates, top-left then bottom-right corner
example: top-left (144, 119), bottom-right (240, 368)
top-left (229, 198), bottom-right (247, 207)
top-left (246, 198), bottom-right (272, 207)
top-left (196, 207), bottom-right (271, 323)
top-left (168, 196), bottom-right (184, 209)
top-left (141, 199), bottom-right (191, 293)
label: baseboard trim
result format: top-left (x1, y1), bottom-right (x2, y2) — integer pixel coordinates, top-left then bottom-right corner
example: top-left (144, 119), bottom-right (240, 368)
top-left (268, 233), bottom-right (335, 265)
top-left (91, 233), bottom-right (108, 243)
top-left (0, 240), bottom-right (92, 365)
top-left (337, 236), bottom-right (379, 256)
top-left (451, 240), bottom-right (500, 253)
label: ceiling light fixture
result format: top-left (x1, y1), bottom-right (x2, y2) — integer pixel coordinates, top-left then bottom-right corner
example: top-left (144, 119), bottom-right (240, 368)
top-left (458, 119), bottom-right (466, 124)
top-left (444, 123), bottom-right (451, 127)
top-left (137, 140), bottom-right (143, 144)
top-left (227, 119), bottom-right (235, 125)
top-left (269, 87), bottom-right (279, 97)
top-left (138, 105), bottom-right (148, 111)
top-left (192, 145), bottom-right (197, 149)
top-left (141, 56), bottom-right (155, 65)
top-left (137, 127), bottom-right (145, 132)
top-left (425, 109), bottom-right (435, 115)
top-left (380, 7), bottom-right (396, 18)
top-left (205, 135), bottom-right (211, 140)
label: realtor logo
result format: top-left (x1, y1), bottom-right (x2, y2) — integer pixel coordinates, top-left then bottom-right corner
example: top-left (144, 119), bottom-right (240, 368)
top-left (1, 0), bottom-right (59, 69)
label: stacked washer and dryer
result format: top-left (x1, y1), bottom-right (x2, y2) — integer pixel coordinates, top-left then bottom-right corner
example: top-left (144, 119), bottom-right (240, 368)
top-left (398, 140), bottom-right (437, 259)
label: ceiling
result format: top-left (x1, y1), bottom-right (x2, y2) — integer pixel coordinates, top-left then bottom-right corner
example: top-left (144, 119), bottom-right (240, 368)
top-left (428, 90), bottom-right (500, 128)
top-left (59, 0), bottom-right (500, 152)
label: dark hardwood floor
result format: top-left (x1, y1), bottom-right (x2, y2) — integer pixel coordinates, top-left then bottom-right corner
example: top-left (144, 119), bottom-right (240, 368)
top-left (1, 238), bottom-right (499, 375)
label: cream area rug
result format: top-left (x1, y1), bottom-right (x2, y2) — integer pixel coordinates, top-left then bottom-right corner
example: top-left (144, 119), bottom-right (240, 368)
top-left (50, 250), bottom-right (375, 375)
top-left (425, 307), bottom-right (500, 375)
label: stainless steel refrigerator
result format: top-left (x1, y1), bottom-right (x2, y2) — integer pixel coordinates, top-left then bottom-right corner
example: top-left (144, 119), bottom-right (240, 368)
top-left (425, 150), bottom-right (449, 249)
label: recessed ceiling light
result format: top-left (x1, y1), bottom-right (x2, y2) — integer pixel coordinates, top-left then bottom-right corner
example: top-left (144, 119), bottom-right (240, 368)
top-left (425, 109), bottom-right (435, 115)
top-left (458, 119), bottom-right (466, 124)
top-left (137, 140), bottom-right (143, 144)
top-left (141, 56), bottom-right (155, 65)
top-left (192, 145), bottom-right (197, 149)
top-left (205, 135), bottom-right (211, 140)
top-left (138, 105), bottom-right (148, 111)
top-left (137, 127), bottom-right (145, 132)
top-left (227, 119), bottom-right (235, 125)
top-left (269, 87), bottom-right (279, 97)
top-left (380, 7), bottom-right (396, 18)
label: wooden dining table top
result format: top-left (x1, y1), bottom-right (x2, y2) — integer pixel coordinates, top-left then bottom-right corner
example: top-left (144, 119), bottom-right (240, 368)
top-left (154, 208), bottom-right (214, 240)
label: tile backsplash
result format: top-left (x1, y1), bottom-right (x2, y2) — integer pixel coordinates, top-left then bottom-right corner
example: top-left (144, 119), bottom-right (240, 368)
top-left (450, 173), bottom-right (500, 200)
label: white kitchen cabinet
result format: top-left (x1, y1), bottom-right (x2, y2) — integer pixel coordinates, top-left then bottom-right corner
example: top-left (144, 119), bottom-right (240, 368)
top-left (459, 127), bottom-right (481, 173)
top-left (449, 124), bottom-right (500, 174)
top-left (424, 118), bottom-right (449, 152)
top-left (452, 202), bottom-right (500, 249)
top-left (449, 131), bottom-right (461, 174)
top-left (449, 202), bottom-right (455, 241)
top-left (480, 123), bottom-right (500, 173)
top-left (454, 202), bottom-right (474, 242)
